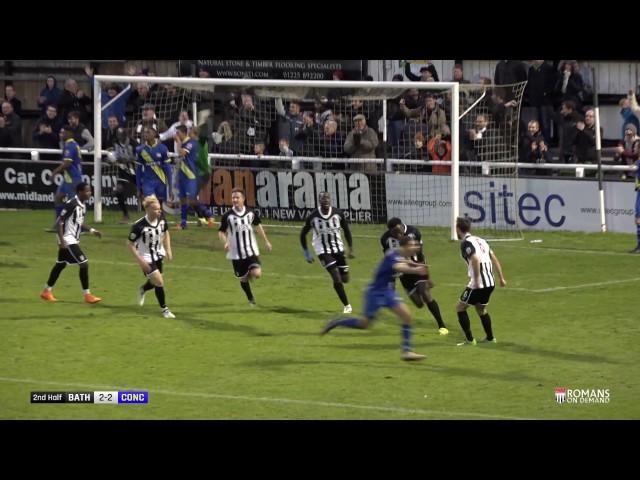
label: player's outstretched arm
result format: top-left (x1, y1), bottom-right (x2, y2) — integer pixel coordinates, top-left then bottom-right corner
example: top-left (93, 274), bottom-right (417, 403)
top-left (256, 224), bottom-right (272, 251)
top-left (340, 217), bottom-right (354, 258)
top-left (490, 250), bottom-right (507, 287)
top-left (393, 261), bottom-right (427, 276)
top-left (299, 223), bottom-right (313, 263)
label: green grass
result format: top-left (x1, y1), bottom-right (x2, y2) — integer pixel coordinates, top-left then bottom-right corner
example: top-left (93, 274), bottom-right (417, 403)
top-left (1, 210), bottom-right (639, 419)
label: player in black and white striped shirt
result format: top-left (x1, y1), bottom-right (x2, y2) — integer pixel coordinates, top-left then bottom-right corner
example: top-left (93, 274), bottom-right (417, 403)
top-left (218, 188), bottom-right (272, 305)
top-left (455, 217), bottom-right (507, 346)
top-left (381, 218), bottom-right (448, 335)
top-left (40, 182), bottom-right (103, 304)
top-left (300, 192), bottom-right (354, 313)
top-left (128, 195), bottom-right (175, 318)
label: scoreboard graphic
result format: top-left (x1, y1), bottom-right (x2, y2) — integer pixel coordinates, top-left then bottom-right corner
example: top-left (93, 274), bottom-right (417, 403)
top-left (31, 391), bottom-right (148, 404)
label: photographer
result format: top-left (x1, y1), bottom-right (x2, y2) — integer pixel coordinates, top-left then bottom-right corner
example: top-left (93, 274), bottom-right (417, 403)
top-left (344, 114), bottom-right (378, 173)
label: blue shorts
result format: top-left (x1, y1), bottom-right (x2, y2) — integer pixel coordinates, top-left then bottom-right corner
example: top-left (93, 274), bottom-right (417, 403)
top-left (140, 182), bottom-right (167, 201)
top-left (363, 286), bottom-right (402, 319)
top-left (179, 176), bottom-right (198, 199)
top-left (635, 191), bottom-right (640, 218)
top-left (57, 180), bottom-right (80, 197)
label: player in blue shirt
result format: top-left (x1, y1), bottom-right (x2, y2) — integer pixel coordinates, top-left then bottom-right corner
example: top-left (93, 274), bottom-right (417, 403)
top-left (135, 126), bottom-right (171, 205)
top-left (631, 158), bottom-right (640, 253)
top-left (320, 235), bottom-right (427, 361)
top-left (51, 125), bottom-right (83, 222)
top-left (174, 125), bottom-right (214, 229)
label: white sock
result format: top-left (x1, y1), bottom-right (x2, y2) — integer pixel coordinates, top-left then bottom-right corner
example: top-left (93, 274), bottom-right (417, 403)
top-left (45, 285), bottom-right (52, 291)
top-left (83, 289), bottom-right (90, 295)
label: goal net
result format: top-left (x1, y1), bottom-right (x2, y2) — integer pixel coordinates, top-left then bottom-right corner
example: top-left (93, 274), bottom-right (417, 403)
top-left (93, 76), bottom-right (525, 240)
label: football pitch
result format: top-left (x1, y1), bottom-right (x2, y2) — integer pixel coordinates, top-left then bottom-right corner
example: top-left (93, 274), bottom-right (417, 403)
top-left (1, 209), bottom-right (638, 419)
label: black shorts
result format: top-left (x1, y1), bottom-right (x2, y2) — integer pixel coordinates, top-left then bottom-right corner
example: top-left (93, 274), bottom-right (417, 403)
top-left (57, 244), bottom-right (88, 265)
top-left (117, 170), bottom-right (136, 185)
top-left (318, 252), bottom-right (349, 273)
top-left (143, 258), bottom-right (163, 277)
top-left (232, 255), bottom-right (261, 278)
top-left (400, 273), bottom-right (428, 294)
top-left (459, 286), bottom-right (495, 306)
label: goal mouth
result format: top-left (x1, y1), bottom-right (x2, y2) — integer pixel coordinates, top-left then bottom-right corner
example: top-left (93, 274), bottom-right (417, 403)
top-left (92, 75), bottom-right (524, 241)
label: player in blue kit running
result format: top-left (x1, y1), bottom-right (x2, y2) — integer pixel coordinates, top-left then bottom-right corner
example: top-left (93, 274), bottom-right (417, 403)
top-left (320, 235), bottom-right (427, 361)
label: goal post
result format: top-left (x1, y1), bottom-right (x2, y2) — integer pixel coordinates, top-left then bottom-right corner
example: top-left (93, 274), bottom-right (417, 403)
top-left (93, 74), bottom-right (525, 240)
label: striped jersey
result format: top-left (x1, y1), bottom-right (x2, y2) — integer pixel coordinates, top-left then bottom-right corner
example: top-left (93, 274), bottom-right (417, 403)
top-left (57, 195), bottom-right (86, 246)
top-left (301, 207), bottom-right (351, 255)
top-left (178, 138), bottom-right (198, 180)
top-left (219, 207), bottom-right (261, 260)
top-left (460, 233), bottom-right (495, 289)
top-left (128, 215), bottom-right (168, 262)
top-left (380, 224), bottom-right (425, 263)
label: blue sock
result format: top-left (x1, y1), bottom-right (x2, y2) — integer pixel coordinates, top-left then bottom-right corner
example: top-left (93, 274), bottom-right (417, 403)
top-left (636, 224), bottom-right (640, 246)
top-left (401, 324), bottom-right (412, 352)
top-left (197, 203), bottom-right (212, 218)
top-left (328, 317), bottom-right (364, 332)
top-left (180, 204), bottom-right (188, 225)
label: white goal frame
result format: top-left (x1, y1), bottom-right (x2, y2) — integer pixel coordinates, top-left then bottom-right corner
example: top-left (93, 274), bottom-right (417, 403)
top-left (93, 75), bottom-right (461, 238)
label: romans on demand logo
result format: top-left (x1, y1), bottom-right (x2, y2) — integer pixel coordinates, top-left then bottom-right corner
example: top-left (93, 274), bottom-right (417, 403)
top-left (555, 387), bottom-right (610, 404)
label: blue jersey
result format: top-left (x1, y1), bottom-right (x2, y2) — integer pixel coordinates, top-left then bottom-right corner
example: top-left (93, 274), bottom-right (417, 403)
top-left (369, 249), bottom-right (402, 291)
top-left (62, 138), bottom-right (82, 183)
top-left (135, 141), bottom-right (171, 188)
top-left (179, 138), bottom-right (198, 181)
top-left (635, 159), bottom-right (640, 191)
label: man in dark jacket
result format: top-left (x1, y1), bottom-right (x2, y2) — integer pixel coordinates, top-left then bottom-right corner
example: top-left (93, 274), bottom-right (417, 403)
top-left (1, 101), bottom-right (22, 147)
top-left (558, 101), bottom-right (583, 163)
top-left (573, 109), bottom-right (601, 164)
top-left (5, 84), bottom-right (22, 116)
top-left (523, 60), bottom-right (555, 143)
top-left (33, 104), bottom-right (63, 149)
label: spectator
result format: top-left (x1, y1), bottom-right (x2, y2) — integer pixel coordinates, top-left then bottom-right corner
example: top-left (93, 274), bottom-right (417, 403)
top-left (85, 65), bottom-right (134, 129)
top-left (573, 109), bottom-right (602, 164)
top-left (211, 121), bottom-right (234, 154)
top-left (344, 113), bottom-right (379, 172)
top-left (296, 111), bottom-right (321, 157)
top-left (128, 82), bottom-right (152, 113)
top-left (523, 60), bottom-right (555, 143)
top-left (37, 75), bottom-right (62, 114)
top-left (494, 60), bottom-right (527, 104)
top-left (0, 115), bottom-right (11, 148)
top-left (57, 78), bottom-right (91, 126)
top-left (133, 104), bottom-right (168, 146)
top-left (318, 118), bottom-right (344, 159)
top-left (67, 110), bottom-right (94, 149)
top-left (33, 104), bottom-right (63, 150)
top-left (160, 110), bottom-right (194, 153)
top-left (465, 114), bottom-right (502, 163)
top-left (405, 131), bottom-right (430, 161)
top-left (1, 101), bottom-right (22, 147)
top-left (619, 91), bottom-right (640, 140)
top-left (103, 115), bottom-right (120, 150)
top-left (404, 62), bottom-right (439, 82)
top-left (399, 94), bottom-right (447, 139)
top-left (4, 84), bottom-right (23, 116)
top-left (332, 70), bottom-right (345, 81)
top-left (452, 64), bottom-right (469, 84)
top-left (519, 120), bottom-right (549, 175)
top-left (314, 96), bottom-right (333, 128)
top-left (387, 78), bottom-right (408, 148)
top-left (274, 98), bottom-right (304, 153)
top-left (554, 61), bottom-right (585, 111)
top-left (558, 100), bottom-right (582, 163)
top-left (229, 92), bottom-right (266, 154)
top-left (614, 124), bottom-right (640, 179)
top-left (428, 126), bottom-right (452, 174)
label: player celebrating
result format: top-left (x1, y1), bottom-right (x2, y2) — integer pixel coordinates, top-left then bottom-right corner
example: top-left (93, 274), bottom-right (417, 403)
top-left (218, 188), bottom-right (272, 305)
top-left (320, 236), bottom-right (427, 361)
top-left (128, 195), bottom-right (175, 319)
top-left (135, 126), bottom-right (171, 206)
top-left (40, 182), bottom-right (103, 304)
top-left (300, 192), bottom-right (354, 313)
top-left (381, 217), bottom-right (448, 335)
top-left (173, 124), bottom-right (215, 229)
top-left (454, 217), bottom-right (506, 346)
top-left (50, 125), bottom-right (83, 228)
